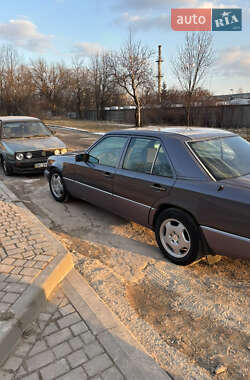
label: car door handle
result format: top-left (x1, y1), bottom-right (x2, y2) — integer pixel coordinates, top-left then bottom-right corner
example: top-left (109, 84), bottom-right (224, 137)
top-left (151, 184), bottom-right (166, 191)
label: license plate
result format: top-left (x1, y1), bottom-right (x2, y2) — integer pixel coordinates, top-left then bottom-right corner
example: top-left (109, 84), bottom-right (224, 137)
top-left (34, 162), bottom-right (47, 168)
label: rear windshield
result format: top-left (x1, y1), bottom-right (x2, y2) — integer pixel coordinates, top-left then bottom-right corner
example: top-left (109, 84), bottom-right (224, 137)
top-left (189, 136), bottom-right (250, 180)
top-left (2, 121), bottom-right (51, 139)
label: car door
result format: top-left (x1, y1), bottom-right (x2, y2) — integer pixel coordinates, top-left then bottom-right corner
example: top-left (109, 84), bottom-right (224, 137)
top-left (63, 135), bottom-right (128, 210)
top-left (113, 136), bottom-right (175, 227)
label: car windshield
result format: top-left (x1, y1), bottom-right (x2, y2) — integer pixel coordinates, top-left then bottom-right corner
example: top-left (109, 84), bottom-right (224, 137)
top-left (2, 121), bottom-right (52, 139)
top-left (189, 135), bottom-right (250, 180)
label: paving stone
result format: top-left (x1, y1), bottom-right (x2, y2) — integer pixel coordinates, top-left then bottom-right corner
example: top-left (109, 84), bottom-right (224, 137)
top-left (81, 331), bottom-right (95, 345)
top-left (20, 268), bottom-right (40, 277)
top-left (0, 282), bottom-right (6, 291)
top-left (15, 342), bottom-right (31, 357)
top-left (68, 336), bottom-right (83, 351)
top-left (16, 365), bottom-right (27, 377)
top-left (4, 283), bottom-right (27, 293)
top-left (42, 322), bottom-right (59, 337)
top-left (26, 350), bottom-right (54, 372)
top-left (84, 341), bottom-right (104, 359)
top-left (101, 366), bottom-right (124, 380)
top-left (22, 373), bottom-right (39, 380)
top-left (1, 292), bottom-right (20, 304)
top-left (40, 358), bottom-right (70, 379)
top-left (67, 349), bottom-right (88, 368)
top-left (57, 312), bottom-right (81, 329)
top-left (59, 304), bottom-right (75, 316)
top-left (46, 328), bottom-right (73, 347)
top-left (83, 354), bottom-right (113, 377)
top-left (29, 341), bottom-right (48, 356)
top-left (57, 366), bottom-right (87, 380)
top-left (53, 342), bottom-right (72, 359)
top-left (33, 261), bottom-right (47, 269)
top-left (1, 258), bottom-right (15, 265)
top-left (70, 321), bottom-right (88, 336)
top-left (0, 370), bottom-right (14, 380)
top-left (39, 312), bottom-right (51, 322)
top-left (3, 355), bottom-right (23, 371)
top-left (0, 264), bottom-right (13, 273)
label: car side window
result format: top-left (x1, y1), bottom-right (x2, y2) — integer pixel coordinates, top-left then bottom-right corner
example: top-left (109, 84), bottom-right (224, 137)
top-left (88, 136), bottom-right (128, 168)
top-left (152, 146), bottom-right (173, 177)
top-left (123, 138), bottom-right (160, 174)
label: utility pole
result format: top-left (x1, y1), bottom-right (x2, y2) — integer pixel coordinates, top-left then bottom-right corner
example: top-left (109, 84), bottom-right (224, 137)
top-left (156, 45), bottom-right (163, 103)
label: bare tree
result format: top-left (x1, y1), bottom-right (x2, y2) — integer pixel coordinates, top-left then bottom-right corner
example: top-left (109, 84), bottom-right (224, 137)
top-left (69, 56), bottom-right (90, 118)
top-left (0, 45), bottom-right (19, 114)
top-left (172, 32), bottom-right (214, 126)
top-left (109, 34), bottom-right (154, 127)
top-left (31, 59), bottom-right (70, 116)
top-left (90, 52), bottom-right (117, 120)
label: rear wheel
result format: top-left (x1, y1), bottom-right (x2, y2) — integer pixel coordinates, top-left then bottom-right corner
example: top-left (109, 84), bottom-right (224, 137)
top-left (2, 157), bottom-right (13, 176)
top-left (49, 171), bottom-right (69, 202)
top-left (155, 208), bottom-right (200, 265)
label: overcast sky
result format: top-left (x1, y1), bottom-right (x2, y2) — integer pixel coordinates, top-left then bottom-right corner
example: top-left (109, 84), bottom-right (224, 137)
top-left (0, 0), bottom-right (249, 95)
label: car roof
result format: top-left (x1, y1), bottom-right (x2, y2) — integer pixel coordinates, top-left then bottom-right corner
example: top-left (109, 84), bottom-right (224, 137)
top-left (107, 126), bottom-right (235, 141)
top-left (0, 116), bottom-right (40, 122)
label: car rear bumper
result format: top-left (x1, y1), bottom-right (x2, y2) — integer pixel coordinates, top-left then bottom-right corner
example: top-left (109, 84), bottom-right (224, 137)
top-left (201, 226), bottom-right (250, 260)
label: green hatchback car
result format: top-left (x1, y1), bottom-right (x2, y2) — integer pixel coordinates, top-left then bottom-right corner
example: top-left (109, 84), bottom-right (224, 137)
top-left (0, 116), bottom-right (67, 175)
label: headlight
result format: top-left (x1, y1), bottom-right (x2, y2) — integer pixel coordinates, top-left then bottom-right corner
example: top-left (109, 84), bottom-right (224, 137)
top-left (61, 148), bottom-right (67, 154)
top-left (26, 152), bottom-right (32, 159)
top-left (54, 149), bottom-right (60, 155)
top-left (16, 153), bottom-right (24, 161)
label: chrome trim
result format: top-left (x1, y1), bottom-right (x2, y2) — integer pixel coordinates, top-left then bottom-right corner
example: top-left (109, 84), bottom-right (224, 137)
top-left (201, 225), bottom-right (250, 243)
top-left (185, 141), bottom-right (216, 181)
top-left (64, 177), bottom-right (152, 209)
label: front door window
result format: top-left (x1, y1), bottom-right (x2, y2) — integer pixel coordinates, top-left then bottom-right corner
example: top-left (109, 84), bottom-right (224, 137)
top-left (89, 136), bottom-right (128, 167)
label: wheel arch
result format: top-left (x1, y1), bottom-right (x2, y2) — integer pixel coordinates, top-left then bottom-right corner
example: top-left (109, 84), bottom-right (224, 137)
top-left (152, 203), bottom-right (211, 255)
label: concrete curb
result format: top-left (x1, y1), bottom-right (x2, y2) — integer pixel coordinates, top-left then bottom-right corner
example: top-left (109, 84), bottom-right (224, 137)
top-left (47, 124), bottom-right (105, 136)
top-left (63, 269), bottom-right (171, 380)
top-left (0, 183), bottom-right (74, 366)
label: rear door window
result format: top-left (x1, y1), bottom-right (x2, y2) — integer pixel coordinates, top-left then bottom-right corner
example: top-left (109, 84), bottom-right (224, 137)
top-left (123, 138), bottom-right (160, 173)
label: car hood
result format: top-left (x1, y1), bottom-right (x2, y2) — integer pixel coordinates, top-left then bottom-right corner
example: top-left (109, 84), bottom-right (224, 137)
top-left (2, 136), bottom-right (65, 152)
top-left (223, 174), bottom-right (250, 189)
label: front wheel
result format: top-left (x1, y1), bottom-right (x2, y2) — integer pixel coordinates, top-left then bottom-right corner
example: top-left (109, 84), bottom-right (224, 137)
top-left (155, 208), bottom-right (200, 266)
top-left (49, 171), bottom-right (69, 202)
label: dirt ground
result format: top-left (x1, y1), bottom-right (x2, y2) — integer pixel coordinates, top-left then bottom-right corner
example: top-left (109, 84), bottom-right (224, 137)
top-left (57, 229), bottom-right (249, 380)
top-left (1, 126), bottom-right (249, 380)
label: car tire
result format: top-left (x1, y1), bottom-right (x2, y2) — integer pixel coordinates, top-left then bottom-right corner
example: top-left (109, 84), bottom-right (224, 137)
top-left (155, 208), bottom-right (200, 266)
top-left (2, 157), bottom-right (13, 176)
top-left (49, 171), bottom-right (69, 202)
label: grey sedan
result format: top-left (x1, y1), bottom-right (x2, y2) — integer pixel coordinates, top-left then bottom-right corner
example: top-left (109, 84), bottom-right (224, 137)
top-left (45, 126), bottom-right (250, 265)
top-left (0, 116), bottom-right (67, 175)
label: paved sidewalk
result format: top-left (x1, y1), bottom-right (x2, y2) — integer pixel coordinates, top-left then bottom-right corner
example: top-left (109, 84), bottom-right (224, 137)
top-left (0, 182), bottom-right (170, 379)
top-left (1, 270), bottom-right (170, 380)
top-left (0, 182), bottom-right (73, 364)
top-left (1, 281), bottom-right (125, 380)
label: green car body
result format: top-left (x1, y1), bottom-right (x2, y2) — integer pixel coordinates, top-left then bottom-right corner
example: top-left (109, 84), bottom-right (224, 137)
top-left (0, 116), bottom-right (67, 175)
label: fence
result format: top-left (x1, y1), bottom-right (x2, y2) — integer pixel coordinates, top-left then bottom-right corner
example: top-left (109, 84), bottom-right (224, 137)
top-left (92, 104), bottom-right (250, 130)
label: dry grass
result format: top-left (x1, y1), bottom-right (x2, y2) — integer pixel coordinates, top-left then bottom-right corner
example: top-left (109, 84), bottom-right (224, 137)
top-left (44, 119), bottom-right (133, 133)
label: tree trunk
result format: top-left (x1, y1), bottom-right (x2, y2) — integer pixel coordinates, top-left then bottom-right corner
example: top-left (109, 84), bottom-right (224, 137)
top-left (186, 93), bottom-right (192, 126)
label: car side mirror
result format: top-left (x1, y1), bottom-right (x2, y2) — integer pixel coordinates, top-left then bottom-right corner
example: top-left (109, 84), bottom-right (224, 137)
top-left (75, 153), bottom-right (89, 162)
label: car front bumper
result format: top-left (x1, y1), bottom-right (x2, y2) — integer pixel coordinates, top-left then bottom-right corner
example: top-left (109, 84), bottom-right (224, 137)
top-left (8, 157), bottom-right (48, 174)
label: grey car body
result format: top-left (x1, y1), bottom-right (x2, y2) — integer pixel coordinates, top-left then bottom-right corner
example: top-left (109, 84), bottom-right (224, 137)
top-left (0, 116), bottom-right (67, 175)
top-left (45, 126), bottom-right (250, 265)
